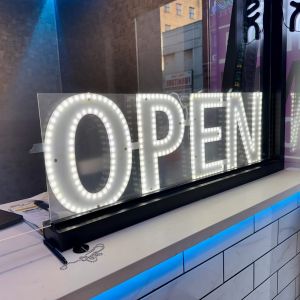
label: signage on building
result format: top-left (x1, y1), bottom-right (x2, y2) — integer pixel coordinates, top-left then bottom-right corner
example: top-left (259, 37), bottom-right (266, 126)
top-left (163, 71), bottom-right (193, 93)
top-left (41, 92), bottom-right (262, 215)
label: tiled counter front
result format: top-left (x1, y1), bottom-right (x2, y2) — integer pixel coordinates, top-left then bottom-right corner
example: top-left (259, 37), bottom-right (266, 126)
top-left (94, 192), bottom-right (300, 300)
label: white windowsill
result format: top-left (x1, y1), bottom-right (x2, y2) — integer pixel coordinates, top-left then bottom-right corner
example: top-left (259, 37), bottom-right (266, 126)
top-left (1, 169), bottom-right (300, 300)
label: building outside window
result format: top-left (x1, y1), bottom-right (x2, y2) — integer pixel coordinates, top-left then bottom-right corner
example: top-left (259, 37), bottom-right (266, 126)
top-left (189, 7), bottom-right (195, 19)
top-left (176, 3), bottom-right (183, 16)
top-left (164, 4), bottom-right (171, 13)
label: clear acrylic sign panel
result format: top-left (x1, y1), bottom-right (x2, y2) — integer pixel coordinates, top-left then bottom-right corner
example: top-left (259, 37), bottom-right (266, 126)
top-left (38, 92), bottom-right (262, 221)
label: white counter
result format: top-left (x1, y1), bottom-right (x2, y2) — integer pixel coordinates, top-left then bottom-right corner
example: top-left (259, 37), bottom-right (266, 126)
top-left (0, 169), bottom-right (300, 300)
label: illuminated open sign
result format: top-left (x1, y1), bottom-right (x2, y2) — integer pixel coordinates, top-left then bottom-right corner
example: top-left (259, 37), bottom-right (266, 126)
top-left (42, 92), bottom-right (262, 214)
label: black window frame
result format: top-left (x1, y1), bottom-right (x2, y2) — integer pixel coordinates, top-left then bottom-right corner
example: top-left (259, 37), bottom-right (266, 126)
top-left (44, 0), bottom-right (287, 251)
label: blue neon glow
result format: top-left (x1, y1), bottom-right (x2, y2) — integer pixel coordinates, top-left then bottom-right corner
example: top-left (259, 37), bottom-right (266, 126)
top-left (12, 0), bottom-right (58, 91)
top-left (184, 216), bottom-right (254, 270)
top-left (31, 0), bottom-right (56, 36)
top-left (91, 254), bottom-right (183, 300)
top-left (92, 193), bottom-right (299, 300)
top-left (254, 192), bottom-right (299, 229)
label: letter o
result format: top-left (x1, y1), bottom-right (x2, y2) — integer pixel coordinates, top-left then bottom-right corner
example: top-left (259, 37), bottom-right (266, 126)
top-left (44, 93), bottom-right (132, 214)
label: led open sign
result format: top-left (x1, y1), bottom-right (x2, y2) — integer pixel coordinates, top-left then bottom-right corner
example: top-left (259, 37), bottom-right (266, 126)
top-left (42, 92), bottom-right (262, 214)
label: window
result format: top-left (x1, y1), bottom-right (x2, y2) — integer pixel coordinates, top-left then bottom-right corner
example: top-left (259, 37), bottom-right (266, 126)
top-left (164, 4), bottom-right (170, 13)
top-left (189, 7), bottom-right (195, 19)
top-left (165, 24), bottom-right (171, 31)
top-left (40, 0), bottom-right (286, 249)
top-left (176, 3), bottom-right (182, 16)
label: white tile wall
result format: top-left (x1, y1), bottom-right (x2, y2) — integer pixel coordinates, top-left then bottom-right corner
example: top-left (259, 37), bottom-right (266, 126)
top-left (141, 254), bottom-right (223, 300)
top-left (278, 253), bottom-right (300, 292)
top-left (278, 207), bottom-right (300, 243)
top-left (202, 266), bottom-right (253, 300)
top-left (106, 254), bottom-right (183, 300)
top-left (184, 218), bottom-right (254, 271)
top-left (224, 222), bottom-right (278, 280)
top-left (244, 273), bottom-right (277, 300)
top-left (254, 234), bottom-right (297, 286)
top-left (274, 280), bottom-right (295, 300)
top-left (254, 195), bottom-right (298, 231)
top-left (124, 194), bottom-right (300, 300)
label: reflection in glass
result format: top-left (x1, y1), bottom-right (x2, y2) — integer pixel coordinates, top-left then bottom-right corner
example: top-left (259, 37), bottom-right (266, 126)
top-left (36, 0), bottom-right (266, 221)
top-left (136, 0), bottom-right (263, 94)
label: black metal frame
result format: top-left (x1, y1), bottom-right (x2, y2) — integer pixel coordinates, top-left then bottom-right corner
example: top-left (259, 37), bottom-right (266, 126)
top-left (44, 0), bottom-right (287, 251)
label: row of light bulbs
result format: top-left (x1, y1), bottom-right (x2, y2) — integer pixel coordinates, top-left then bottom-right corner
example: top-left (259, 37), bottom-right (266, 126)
top-left (45, 93), bottom-right (132, 213)
top-left (44, 92), bottom-right (262, 213)
top-left (291, 93), bottom-right (300, 152)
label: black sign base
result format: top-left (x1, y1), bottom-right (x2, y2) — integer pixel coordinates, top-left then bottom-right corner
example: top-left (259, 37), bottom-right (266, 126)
top-left (43, 161), bottom-right (282, 252)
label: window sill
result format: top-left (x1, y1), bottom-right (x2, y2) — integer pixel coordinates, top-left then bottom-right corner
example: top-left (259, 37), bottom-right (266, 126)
top-left (1, 169), bottom-right (300, 299)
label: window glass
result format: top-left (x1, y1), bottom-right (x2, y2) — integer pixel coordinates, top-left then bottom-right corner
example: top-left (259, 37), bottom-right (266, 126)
top-left (37, 0), bottom-right (268, 221)
top-left (189, 7), bottom-right (195, 19)
top-left (164, 4), bottom-right (170, 13)
top-left (176, 3), bottom-right (183, 15)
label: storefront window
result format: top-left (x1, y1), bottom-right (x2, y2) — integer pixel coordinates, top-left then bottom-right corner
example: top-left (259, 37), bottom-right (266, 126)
top-left (34, 0), bottom-right (284, 233)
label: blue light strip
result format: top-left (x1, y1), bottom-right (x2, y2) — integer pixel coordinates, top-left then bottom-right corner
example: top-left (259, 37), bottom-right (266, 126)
top-left (91, 254), bottom-right (183, 300)
top-left (92, 193), bottom-right (299, 300)
top-left (183, 216), bottom-right (254, 268)
top-left (254, 193), bottom-right (299, 227)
